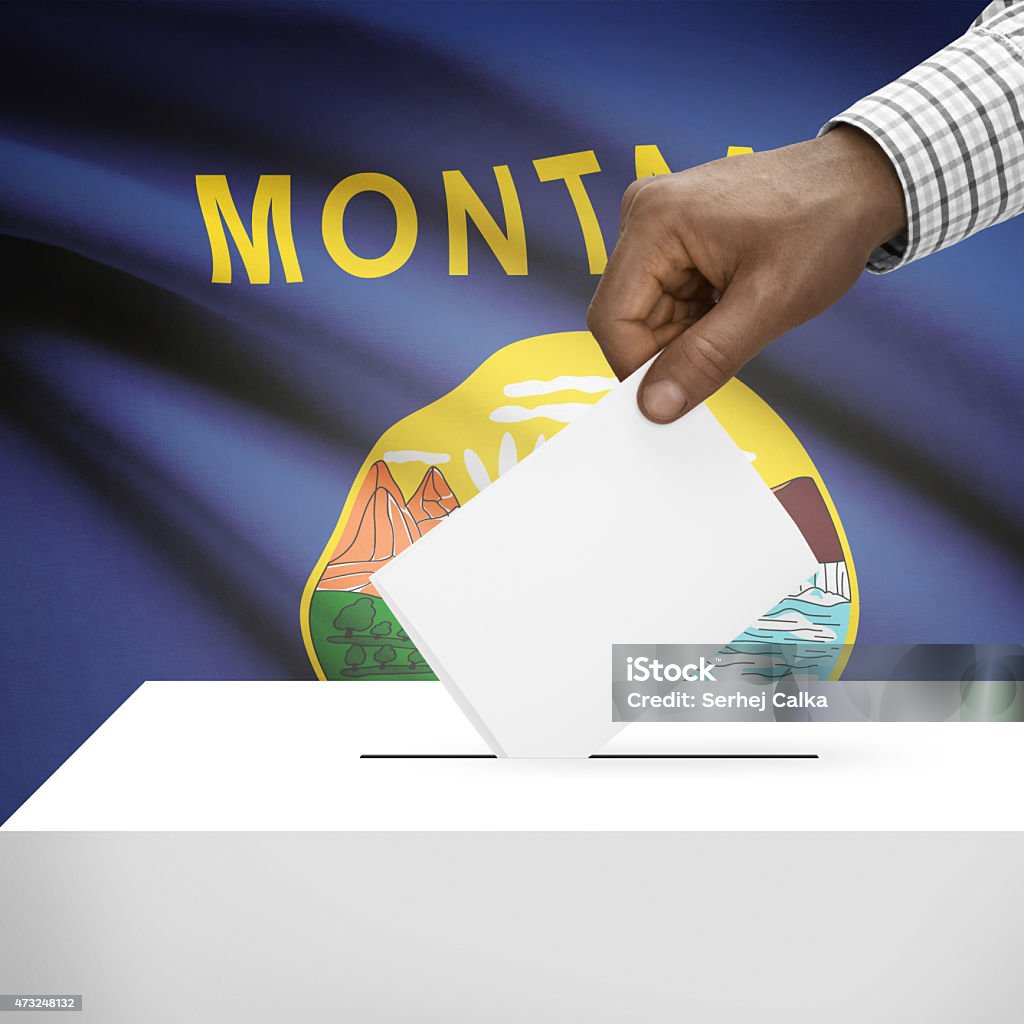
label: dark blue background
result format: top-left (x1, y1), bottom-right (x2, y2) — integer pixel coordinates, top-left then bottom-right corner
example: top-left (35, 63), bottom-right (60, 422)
top-left (1, 1), bottom-right (1020, 822)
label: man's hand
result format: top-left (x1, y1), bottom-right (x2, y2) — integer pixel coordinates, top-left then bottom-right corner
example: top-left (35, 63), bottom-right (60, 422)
top-left (587, 126), bottom-right (907, 422)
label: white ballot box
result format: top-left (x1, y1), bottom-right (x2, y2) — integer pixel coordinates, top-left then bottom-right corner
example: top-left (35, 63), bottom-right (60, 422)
top-left (3, 680), bottom-right (1022, 1024)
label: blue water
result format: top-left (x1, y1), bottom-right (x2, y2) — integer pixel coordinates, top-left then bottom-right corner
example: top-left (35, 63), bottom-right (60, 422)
top-left (723, 590), bottom-right (853, 683)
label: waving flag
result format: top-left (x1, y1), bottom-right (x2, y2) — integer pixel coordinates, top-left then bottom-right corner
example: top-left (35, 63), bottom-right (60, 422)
top-left (1, 1), bottom-right (1020, 821)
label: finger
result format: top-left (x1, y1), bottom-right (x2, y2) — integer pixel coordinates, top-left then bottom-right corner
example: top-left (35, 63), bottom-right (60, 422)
top-left (646, 291), bottom-right (676, 329)
top-left (637, 275), bottom-right (784, 423)
top-left (675, 273), bottom-right (714, 304)
top-left (588, 216), bottom-right (697, 380)
top-left (650, 302), bottom-right (712, 347)
top-left (646, 276), bottom-right (714, 330)
top-left (618, 177), bottom-right (658, 235)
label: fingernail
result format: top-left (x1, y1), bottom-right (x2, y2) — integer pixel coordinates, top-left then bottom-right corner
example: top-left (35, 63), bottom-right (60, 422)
top-left (641, 379), bottom-right (687, 422)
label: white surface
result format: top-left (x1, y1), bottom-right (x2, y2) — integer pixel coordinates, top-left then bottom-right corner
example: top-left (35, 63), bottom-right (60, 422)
top-left (4, 832), bottom-right (1023, 1023)
top-left (374, 362), bottom-right (816, 757)
top-left (4, 680), bottom-right (1023, 831)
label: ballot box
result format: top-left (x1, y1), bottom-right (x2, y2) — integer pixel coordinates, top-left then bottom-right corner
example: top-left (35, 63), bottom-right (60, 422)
top-left (3, 682), bottom-right (1023, 1024)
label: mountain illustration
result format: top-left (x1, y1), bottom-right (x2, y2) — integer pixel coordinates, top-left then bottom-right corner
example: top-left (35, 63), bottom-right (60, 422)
top-left (408, 465), bottom-right (460, 535)
top-left (319, 466), bottom-right (845, 601)
top-left (317, 461), bottom-right (459, 597)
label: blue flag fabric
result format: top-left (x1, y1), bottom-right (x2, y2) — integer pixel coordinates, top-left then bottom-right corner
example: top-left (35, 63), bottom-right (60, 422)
top-left (1, 1), bottom-right (1021, 821)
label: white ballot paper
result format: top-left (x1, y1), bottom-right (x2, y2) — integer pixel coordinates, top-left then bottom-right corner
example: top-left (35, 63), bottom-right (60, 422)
top-left (374, 363), bottom-right (818, 757)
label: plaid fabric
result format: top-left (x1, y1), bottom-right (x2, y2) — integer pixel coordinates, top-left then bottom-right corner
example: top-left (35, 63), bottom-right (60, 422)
top-left (821, 0), bottom-right (1024, 273)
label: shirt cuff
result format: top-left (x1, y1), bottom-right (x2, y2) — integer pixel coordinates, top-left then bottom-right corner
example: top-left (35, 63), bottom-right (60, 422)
top-left (819, 20), bottom-right (1024, 274)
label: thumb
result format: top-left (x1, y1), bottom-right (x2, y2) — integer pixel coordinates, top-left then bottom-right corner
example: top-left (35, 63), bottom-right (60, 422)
top-left (637, 275), bottom-right (784, 423)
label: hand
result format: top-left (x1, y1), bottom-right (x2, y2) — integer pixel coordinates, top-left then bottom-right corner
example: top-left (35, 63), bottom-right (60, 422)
top-left (587, 126), bottom-right (907, 422)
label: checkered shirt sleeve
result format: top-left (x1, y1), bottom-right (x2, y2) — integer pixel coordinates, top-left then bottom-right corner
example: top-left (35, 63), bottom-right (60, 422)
top-left (820, 0), bottom-right (1024, 273)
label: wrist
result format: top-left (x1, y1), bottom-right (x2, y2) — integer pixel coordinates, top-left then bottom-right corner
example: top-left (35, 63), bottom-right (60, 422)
top-left (818, 123), bottom-right (907, 250)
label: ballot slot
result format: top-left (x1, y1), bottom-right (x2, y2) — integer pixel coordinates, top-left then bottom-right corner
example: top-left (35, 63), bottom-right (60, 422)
top-left (358, 752), bottom-right (820, 759)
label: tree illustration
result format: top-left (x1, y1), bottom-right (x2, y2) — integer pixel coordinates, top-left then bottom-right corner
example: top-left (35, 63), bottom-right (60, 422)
top-left (370, 621), bottom-right (392, 638)
top-left (407, 649), bottom-right (424, 672)
top-left (373, 645), bottom-right (397, 672)
top-left (344, 645), bottom-right (367, 674)
top-left (396, 628), bottom-right (408, 641)
top-left (333, 597), bottom-right (375, 638)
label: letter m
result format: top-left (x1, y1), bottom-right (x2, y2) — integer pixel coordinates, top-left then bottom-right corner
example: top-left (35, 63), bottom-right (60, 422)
top-left (195, 174), bottom-right (303, 284)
